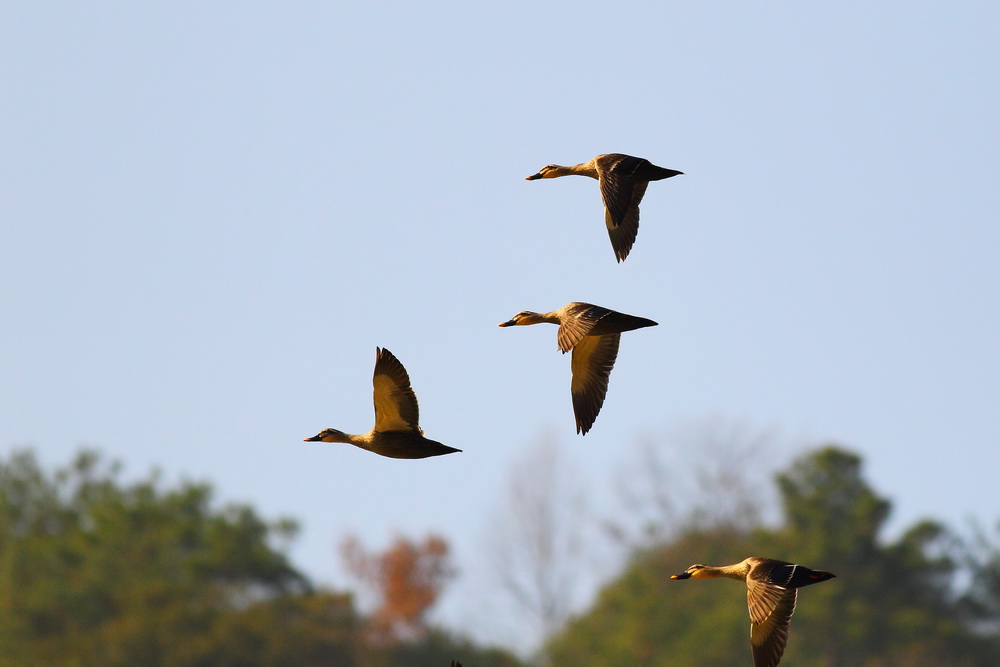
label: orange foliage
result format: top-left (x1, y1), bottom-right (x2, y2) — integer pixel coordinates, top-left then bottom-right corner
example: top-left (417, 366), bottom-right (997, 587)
top-left (340, 533), bottom-right (455, 643)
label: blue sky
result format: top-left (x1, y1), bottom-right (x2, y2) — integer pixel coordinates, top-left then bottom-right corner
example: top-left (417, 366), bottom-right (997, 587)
top-left (3, 1), bottom-right (999, 649)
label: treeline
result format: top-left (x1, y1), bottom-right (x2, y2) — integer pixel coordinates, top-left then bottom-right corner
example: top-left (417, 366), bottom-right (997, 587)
top-left (0, 450), bottom-right (520, 666)
top-left (545, 446), bottom-right (1000, 666)
top-left (4, 445), bottom-right (1000, 666)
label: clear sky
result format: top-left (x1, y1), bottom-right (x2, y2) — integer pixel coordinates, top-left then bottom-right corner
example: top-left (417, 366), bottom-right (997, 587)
top-left (3, 0), bottom-right (999, 650)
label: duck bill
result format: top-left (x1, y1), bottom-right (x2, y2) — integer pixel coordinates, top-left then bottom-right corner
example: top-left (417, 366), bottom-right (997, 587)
top-left (303, 435), bottom-right (322, 442)
top-left (525, 173), bottom-right (543, 180)
top-left (498, 319), bottom-right (517, 327)
top-left (670, 572), bottom-right (691, 580)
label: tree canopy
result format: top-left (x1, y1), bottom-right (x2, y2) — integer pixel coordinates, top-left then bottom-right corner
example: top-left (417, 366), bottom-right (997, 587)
top-left (0, 449), bottom-right (521, 666)
top-left (6, 443), bottom-right (1000, 665)
top-left (547, 445), bottom-right (1000, 666)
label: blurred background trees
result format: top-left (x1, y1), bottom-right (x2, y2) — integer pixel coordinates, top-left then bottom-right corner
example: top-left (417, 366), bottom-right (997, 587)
top-left (485, 437), bottom-right (593, 651)
top-left (2, 441), bottom-right (1000, 665)
top-left (546, 444), bottom-right (1000, 666)
top-left (0, 449), bottom-right (520, 667)
top-left (340, 532), bottom-right (456, 644)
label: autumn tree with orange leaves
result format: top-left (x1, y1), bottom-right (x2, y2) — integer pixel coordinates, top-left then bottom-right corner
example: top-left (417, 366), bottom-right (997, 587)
top-left (341, 533), bottom-right (456, 644)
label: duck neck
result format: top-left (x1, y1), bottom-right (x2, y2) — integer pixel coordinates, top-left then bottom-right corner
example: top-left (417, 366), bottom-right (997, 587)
top-left (700, 563), bottom-right (750, 581)
top-left (567, 159), bottom-right (599, 179)
top-left (323, 429), bottom-right (365, 446)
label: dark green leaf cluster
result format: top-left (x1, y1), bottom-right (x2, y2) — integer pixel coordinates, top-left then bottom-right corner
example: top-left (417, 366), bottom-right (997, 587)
top-left (0, 449), bottom-right (522, 667)
top-left (547, 445), bottom-right (1000, 666)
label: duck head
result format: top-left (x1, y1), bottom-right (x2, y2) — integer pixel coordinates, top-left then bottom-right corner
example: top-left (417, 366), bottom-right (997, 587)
top-left (499, 311), bottom-right (546, 327)
top-left (671, 564), bottom-right (713, 580)
top-left (525, 164), bottom-right (570, 180)
top-left (304, 428), bottom-right (350, 443)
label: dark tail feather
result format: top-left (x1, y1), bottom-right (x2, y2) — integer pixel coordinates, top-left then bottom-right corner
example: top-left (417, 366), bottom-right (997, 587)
top-left (795, 568), bottom-right (836, 588)
top-left (648, 166), bottom-right (683, 181)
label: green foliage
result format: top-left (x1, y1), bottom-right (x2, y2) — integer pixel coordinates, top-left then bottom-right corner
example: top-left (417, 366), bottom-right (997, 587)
top-left (374, 628), bottom-right (524, 667)
top-left (765, 446), bottom-right (990, 665)
top-left (959, 520), bottom-right (1000, 638)
top-left (0, 449), bottom-right (522, 666)
top-left (548, 528), bottom-right (758, 666)
top-left (548, 445), bottom-right (1000, 666)
top-left (0, 449), bottom-right (324, 664)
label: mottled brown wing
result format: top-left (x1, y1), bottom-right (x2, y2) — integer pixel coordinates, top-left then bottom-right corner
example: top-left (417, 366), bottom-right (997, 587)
top-left (570, 333), bottom-right (620, 435)
top-left (556, 302), bottom-right (610, 353)
top-left (601, 176), bottom-right (649, 262)
top-left (748, 581), bottom-right (797, 667)
top-left (372, 348), bottom-right (421, 433)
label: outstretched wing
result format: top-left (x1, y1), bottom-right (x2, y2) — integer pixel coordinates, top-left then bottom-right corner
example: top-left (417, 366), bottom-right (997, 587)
top-left (570, 333), bottom-right (620, 435)
top-left (602, 179), bottom-right (648, 262)
top-left (372, 348), bottom-right (421, 433)
top-left (748, 578), bottom-right (797, 667)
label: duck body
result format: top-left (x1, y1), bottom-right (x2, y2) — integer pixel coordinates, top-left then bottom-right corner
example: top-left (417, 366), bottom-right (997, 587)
top-left (304, 427), bottom-right (459, 459)
top-left (672, 557), bottom-right (835, 667)
top-left (304, 348), bottom-right (461, 460)
top-left (526, 153), bottom-right (683, 262)
top-left (572, 303), bottom-right (659, 338)
top-left (499, 302), bottom-right (657, 435)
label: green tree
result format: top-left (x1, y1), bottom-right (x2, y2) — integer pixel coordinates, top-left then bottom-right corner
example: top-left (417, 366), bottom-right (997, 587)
top-left (547, 527), bottom-right (758, 665)
top-left (765, 446), bottom-right (989, 665)
top-left (959, 520), bottom-right (1000, 640)
top-left (0, 449), bottom-right (355, 665)
top-left (0, 449), bottom-right (524, 666)
top-left (547, 445), bottom-right (1000, 666)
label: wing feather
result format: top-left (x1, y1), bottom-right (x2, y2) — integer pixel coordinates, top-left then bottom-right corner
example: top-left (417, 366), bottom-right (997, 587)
top-left (555, 303), bottom-right (612, 352)
top-left (749, 587), bottom-right (796, 667)
top-left (747, 573), bottom-right (790, 625)
top-left (372, 348), bottom-right (421, 433)
top-left (601, 178), bottom-right (647, 262)
top-left (570, 333), bottom-right (620, 434)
